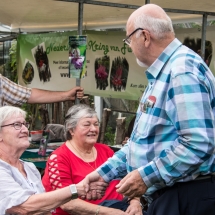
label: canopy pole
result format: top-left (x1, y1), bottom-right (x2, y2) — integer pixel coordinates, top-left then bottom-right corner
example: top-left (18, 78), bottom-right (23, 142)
top-left (200, 14), bottom-right (207, 61)
top-left (78, 2), bottom-right (83, 36)
top-left (75, 2), bottom-right (84, 104)
top-left (76, 2), bottom-right (83, 88)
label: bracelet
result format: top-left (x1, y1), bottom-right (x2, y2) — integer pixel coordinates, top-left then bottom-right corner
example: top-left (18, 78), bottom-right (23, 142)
top-left (139, 202), bottom-right (143, 209)
top-left (95, 206), bottom-right (100, 215)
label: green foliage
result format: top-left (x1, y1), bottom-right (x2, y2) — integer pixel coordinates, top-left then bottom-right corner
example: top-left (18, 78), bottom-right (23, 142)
top-left (6, 39), bottom-right (39, 129)
top-left (104, 126), bottom-right (115, 145)
top-left (125, 114), bottom-right (135, 130)
top-left (190, 23), bottom-right (201, 29)
top-left (8, 40), bottom-right (18, 82)
top-left (87, 94), bottom-right (94, 105)
top-left (2, 40), bottom-right (17, 80)
top-left (21, 103), bottom-right (39, 130)
top-left (209, 20), bottom-right (215, 26)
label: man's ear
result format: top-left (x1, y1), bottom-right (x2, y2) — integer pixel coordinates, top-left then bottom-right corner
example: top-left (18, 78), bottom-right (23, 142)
top-left (143, 30), bottom-right (151, 47)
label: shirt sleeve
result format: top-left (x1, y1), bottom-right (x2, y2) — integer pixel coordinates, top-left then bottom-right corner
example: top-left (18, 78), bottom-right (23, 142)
top-left (97, 144), bottom-right (128, 182)
top-left (139, 64), bottom-right (215, 188)
top-left (45, 151), bottom-right (74, 190)
top-left (0, 74), bottom-right (31, 106)
top-left (0, 165), bottom-right (35, 213)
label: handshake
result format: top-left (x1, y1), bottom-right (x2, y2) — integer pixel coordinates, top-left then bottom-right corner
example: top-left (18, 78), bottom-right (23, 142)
top-left (74, 169), bottom-right (148, 200)
top-left (75, 171), bottom-right (108, 200)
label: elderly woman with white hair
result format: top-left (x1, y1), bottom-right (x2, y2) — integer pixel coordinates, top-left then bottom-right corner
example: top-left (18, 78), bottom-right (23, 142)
top-left (0, 106), bottom-right (105, 215)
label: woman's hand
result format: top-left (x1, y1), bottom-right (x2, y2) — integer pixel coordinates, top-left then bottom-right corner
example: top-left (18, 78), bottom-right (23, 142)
top-left (79, 171), bottom-right (109, 200)
top-left (76, 177), bottom-right (108, 200)
top-left (62, 199), bottom-right (129, 215)
top-left (125, 198), bottom-right (143, 215)
top-left (100, 207), bottom-right (129, 215)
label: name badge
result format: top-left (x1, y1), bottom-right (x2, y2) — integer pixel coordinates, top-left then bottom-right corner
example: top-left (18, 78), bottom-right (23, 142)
top-left (141, 95), bottom-right (156, 113)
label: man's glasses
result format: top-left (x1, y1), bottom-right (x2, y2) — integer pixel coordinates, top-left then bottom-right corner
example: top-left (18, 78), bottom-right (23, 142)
top-left (1, 122), bottom-right (30, 130)
top-left (123, 28), bottom-right (144, 45)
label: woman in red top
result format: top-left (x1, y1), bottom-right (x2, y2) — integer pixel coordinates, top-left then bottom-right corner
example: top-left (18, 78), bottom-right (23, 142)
top-left (42, 104), bottom-right (143, 215)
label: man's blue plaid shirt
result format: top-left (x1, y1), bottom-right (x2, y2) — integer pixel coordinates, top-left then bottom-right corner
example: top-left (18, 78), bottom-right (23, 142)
top-left (98, 38), bottom-right (215, 195)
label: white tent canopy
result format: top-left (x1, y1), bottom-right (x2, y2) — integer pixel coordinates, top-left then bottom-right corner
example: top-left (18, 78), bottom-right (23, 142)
top-left (0, 0), bottom-right (215, 33)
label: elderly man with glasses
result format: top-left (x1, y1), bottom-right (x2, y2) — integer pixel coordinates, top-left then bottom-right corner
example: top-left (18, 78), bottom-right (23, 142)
top-left (83, 3), bottom-right (215, 215)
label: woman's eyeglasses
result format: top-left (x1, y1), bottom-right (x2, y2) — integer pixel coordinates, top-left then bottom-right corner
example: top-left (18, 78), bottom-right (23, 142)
top-left (1, 122), bottom-right (30, 130)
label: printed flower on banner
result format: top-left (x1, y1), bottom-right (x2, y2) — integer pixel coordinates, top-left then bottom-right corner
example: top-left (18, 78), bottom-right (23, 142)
top-left (111, 66), bottom-right (122, 87)
top-left (96, 65), bottom-right (108, 80)
top-left (110, 57), bottom-right (129, 92)
top-left (70, 47), bottom-right (85, 70)
top-left (33, 44), bottom-right (51, 82)
top-left (94, 56), bottom-right (110, 90)
top-left (71, 57), bottom-right (84, 70)
top-left (22, 61), bottom-right (34, 84)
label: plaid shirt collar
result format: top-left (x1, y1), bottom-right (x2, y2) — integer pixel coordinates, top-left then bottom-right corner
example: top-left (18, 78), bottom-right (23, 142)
top-left (145, 38), bottom-right (182, 81)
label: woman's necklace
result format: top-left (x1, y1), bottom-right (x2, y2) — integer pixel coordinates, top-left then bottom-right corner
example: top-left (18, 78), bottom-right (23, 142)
top-left (69, 140), bottom-right (97, 170)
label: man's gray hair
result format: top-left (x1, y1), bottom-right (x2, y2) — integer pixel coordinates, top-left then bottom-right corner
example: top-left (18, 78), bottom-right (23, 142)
top-left (64, 104), bottom-right (98, 140)
top-left (134, 13), bottom-right (174, 39)
top-left (0, 106), bottom-right (26, 131)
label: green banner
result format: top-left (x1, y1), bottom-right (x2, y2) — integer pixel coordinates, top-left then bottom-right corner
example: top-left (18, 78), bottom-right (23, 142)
top-left (17, 27), bottom-right (215, 101)
top-left (17, 31), bottom-right (147, 100)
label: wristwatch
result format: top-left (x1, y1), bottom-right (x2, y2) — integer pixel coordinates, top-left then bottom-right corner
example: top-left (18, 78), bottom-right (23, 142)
top-left (69, 184), bottom-right (78, 199)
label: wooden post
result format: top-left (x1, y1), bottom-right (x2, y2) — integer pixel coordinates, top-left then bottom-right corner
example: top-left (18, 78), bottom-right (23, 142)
top-left (91, 102), bottom-right (95, 109)
top-left (80, 96), bottom-right (90, 106)
top-left (59, 102), bottom-right (63, 125)
top-left (64, 101), bottom-right (74, 116)
top-left (115, 117), bottom-right (126, 145)
top-left (38, 104), bottom-right (50, 129)
top-left (29, 104), bottom-right (39, 130)
top-left (53, 103), bottom-right (58, 123)
top-left (99, 108), bottom-right (111, 144)
top-left (62, 101), bottom-right (66, 124)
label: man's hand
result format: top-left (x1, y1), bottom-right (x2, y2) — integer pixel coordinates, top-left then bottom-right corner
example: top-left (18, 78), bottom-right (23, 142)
top-left (67, 86), bottom-right (84, 100)
top-left (81, 171), bottom-right (109, 200)
top-left (116, 170), bottom-right (147, 198)
top-left (122, 137), bottom-right (129, 146)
